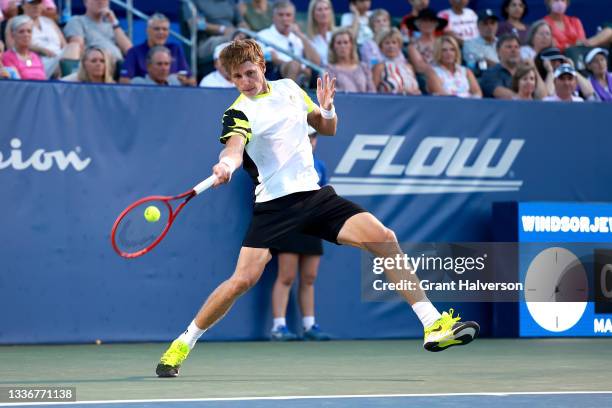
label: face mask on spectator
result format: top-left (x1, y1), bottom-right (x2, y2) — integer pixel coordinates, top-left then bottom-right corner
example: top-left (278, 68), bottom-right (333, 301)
top-left (551, 1), bottom-right (567, 14)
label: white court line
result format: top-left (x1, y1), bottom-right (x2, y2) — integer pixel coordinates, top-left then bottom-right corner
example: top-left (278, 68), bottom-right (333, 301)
top-left (1, 391), bottom-right (612, 406)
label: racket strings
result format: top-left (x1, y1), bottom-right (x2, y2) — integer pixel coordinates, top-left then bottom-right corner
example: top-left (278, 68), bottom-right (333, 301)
top-left (114, 200), bottom-right (171, 255)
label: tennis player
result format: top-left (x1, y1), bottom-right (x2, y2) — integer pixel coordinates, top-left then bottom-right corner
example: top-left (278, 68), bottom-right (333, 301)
top-left (156, 39), bottom-right (479, 377)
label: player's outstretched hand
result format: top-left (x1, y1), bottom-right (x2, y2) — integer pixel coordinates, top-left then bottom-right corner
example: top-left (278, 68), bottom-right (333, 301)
top-left (212, 162), bottom-right (231, 187)
top-left (317, 72), bottom-right (336, 111)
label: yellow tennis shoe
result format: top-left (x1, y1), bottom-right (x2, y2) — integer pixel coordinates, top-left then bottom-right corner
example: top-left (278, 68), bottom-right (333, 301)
top-left (423, 309), bottom-right (480, 352)
top-left (156, 339), bottom-right (190, 377)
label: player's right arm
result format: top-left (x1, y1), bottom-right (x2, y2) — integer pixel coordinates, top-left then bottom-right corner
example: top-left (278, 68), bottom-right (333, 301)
top-left (213, 107), bottom-right (251, 186)
top-left (213, 135), bottom-right (246, 186)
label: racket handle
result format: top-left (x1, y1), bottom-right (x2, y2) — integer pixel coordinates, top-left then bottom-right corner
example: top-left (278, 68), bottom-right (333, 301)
top-left (192, 174), bottom-right (217, 195)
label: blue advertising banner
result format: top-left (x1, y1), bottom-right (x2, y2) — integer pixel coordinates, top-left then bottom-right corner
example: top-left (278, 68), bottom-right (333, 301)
top-left (1, 81), bottom-right (611, 343)
top-left (510, 202), bottom-right (612, 337)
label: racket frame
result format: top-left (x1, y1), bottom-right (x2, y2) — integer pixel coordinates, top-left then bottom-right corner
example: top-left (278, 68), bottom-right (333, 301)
top-left (111, 175), bottom-right (217, 259)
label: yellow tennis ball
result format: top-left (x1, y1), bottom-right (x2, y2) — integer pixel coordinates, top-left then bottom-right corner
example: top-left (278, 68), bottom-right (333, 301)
top-left (144, 205), bottom-right (161, 223)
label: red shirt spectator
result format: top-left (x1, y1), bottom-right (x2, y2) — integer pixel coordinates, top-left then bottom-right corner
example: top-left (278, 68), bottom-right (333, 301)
top-left (543, 0), bottom-right (585, 51)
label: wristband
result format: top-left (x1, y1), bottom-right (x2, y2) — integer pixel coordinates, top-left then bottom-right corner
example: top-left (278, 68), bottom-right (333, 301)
top-left (320, 105), bottom-right (335, 120)
top-left (219, 157), bottom-right (237, 175)
top-left (112, 22), bottom-right (120, 30)
top-left (219, 25), bottom-right (226, 35)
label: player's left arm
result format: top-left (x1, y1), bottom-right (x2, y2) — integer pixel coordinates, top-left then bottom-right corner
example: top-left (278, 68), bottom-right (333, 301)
top-left (307, 72), bottom-right (337, 136)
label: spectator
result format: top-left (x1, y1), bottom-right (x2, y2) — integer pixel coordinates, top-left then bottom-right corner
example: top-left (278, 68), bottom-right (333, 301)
top-left (497, 0), bottom-right (529, 44)
top-left (479, 33), bottom-right (529, 99)
top-left (543, 0), bottom-right (585, 52)
top-left (0, 0), bottom-right (18, 21)
top-left (326, 27), bottom-right (374, 93)
top-left (543, 63), bottom-right (583, 101)
top-left (340, 0), bottom-right (373, 46)
top-left (400, 0), bottom-right (431, 39)
top-left (61, 46), bottom-right (114, 83)
top-left (270, 128), bottom-right (331, 342)
top-left (258, 0), bottom-right (320, 82)
top-left (535, 46), bottom-right (593, 99)
top-left (406, 8), bottom-right (448, 75)
top-left (64, 0), bottom-right (132, 64)
top-left (184, 0), bottom-right (244, 66)
top-left (511, 63), bottom-right (539, 100)
top-left (120, 13), bottom-right (194, 86)
top-left (426, 34), bottom-right (481, 97)
top-left (585, 48), bottom-right (611, 102)
top-left (1, 0), bottom-right (57, 22)
top-left (40, 0), bottom-right (56, 21)
top-left (359, 8), bottom-right (392, 67)
top-left (2, 15), bottom-right (45, 79)
top-left (463, 9), bottom-right (500, 73)
top-left (438, 0), bottom-right (478, 42)
top-left (240, 0), bottom-right (272, 32)
top-left (131, 46), bottom-right (190, 87)
top-left (0, 39), bottom-right (20, 78)
top-left (373, 27), bottom-right (420, 95)
top-left (581, 27), bottom-right (612, 48)
top-left (199, 42), bottom-right (233, 88)
top-left (306, 0), bottom-right (335, 66)
top-left (520, 20), bottom-right (553, 62)
top-left (4, 0), bottom-right (70, 78)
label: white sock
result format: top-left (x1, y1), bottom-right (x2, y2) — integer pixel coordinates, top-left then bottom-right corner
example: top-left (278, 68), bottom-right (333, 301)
top-left (303, 316), bottom-right (315, 331)
top-left (412, 301), bottom-right (442, 328)
top-left (272, 317), bottom-right (286, 331)
top-left (177, 320), bottom-right (206, 349)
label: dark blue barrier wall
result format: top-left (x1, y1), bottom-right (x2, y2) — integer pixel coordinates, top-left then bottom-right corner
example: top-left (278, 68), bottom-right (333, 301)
top-left (1, 81), bottom-right (611, 344)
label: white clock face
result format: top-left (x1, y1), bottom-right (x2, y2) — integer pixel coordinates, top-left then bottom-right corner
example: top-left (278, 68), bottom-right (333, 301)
top-left (525, 247), bottom-right (588, 332)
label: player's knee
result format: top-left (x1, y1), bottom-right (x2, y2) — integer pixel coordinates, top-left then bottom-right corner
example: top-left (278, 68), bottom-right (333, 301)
top-left (229, 275), bottom-right (257, 295)
top-left (370, 225), bottom-right (397, 243)
top-left (384, 227), bottom-right (398, 243)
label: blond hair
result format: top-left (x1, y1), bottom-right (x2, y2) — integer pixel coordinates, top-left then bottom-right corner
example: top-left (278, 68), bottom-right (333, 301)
top-left (78, 46), bottom-right (115, 83)
top-left (375, 27), bottom-right (403, 47)
top-left (219, 39), bottom-right (265, 76)
top-left (433, 35), bottom-right (462, 66)
top-left (368, 8), bottom-right (390, 32)
top-left (306, 0), bottom-right (336, 38)
top-left (327, 28), bottom-right (358, 65)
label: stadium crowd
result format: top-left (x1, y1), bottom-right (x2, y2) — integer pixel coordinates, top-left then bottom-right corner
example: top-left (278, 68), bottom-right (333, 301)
top-left (1, 0), bottom-right (611, 102)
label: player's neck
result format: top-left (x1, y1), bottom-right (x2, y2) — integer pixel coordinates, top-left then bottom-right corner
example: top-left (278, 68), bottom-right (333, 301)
top-left (256, 81), bottom-right (270, 96)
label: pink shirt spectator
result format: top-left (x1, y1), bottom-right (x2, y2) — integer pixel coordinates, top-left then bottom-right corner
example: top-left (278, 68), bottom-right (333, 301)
top-left (544, 15), bottom-right (585, 51)
top-left (327, 63), bottom-right (375, 93)
top-left (2, 49), bottom-right (46, 80)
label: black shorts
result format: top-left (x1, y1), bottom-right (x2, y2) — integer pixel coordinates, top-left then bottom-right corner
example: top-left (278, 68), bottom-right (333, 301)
top-left (242, 186), bottom-right (366, 250)
top-left (274, 230), bottom-right (323, 255)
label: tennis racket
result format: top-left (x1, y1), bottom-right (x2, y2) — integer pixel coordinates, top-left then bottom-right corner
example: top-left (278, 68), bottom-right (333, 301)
top-left (111, 175), bottom-right (217, 259)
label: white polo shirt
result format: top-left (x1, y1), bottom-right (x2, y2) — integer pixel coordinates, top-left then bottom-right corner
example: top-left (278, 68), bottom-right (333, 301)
top-left (220, 79), bottom-right (320, 203)
top-left (258, 25), bottom-right (304, 63)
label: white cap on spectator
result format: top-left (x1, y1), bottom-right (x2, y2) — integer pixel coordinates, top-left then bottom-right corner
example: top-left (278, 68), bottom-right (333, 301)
top-left (213, 42), bottom-right (230, 60)
top-left (585, 47), bottom-right (609, 65)
top-left (554, 64), bottom-right (576, 79)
